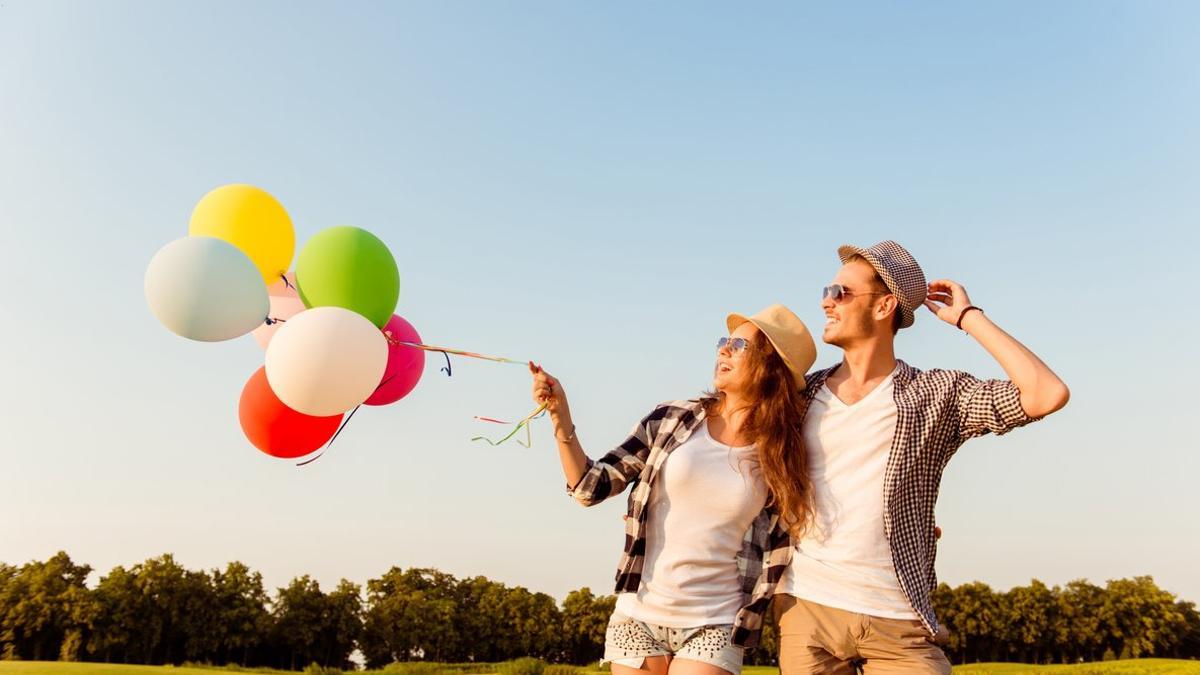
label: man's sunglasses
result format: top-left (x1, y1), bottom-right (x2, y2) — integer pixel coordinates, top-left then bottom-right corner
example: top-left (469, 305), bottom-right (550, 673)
top-left (822, 284), bottom-right (890, 304)
top-left (716, 337), bottom-right (754, 355)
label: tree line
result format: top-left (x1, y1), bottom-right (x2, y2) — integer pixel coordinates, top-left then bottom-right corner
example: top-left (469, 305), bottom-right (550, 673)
top-left (0, 552), bottom-right (613, 669)
top-left (1, 552), bottom-right (1197, 669)
top-left (930, 577), bottom-right (1200, 664)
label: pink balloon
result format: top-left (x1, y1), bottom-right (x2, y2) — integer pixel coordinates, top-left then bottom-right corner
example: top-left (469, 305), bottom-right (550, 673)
top-left (253, 272), bottom-right (306, 349)
top-left (365, 314), bottom-right (426, 406)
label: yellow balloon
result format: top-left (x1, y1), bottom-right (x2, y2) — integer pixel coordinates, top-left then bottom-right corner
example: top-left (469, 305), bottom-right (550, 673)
top-left (188, 184), bottom-right (295, 285)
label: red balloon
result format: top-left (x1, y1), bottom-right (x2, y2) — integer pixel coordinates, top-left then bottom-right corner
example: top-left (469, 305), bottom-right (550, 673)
top-left (239, 366), bottom-right (343, 458)
top-left (364, 314), bottom-right (426, 406)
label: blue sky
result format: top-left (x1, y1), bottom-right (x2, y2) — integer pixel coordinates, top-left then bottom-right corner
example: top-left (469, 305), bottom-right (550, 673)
top-left (1, 1), bottom-right (1197, 605)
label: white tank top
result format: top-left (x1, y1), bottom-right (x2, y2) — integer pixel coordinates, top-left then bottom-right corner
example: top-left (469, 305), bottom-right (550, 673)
top-left (615, 419), bottom-right (768, 627)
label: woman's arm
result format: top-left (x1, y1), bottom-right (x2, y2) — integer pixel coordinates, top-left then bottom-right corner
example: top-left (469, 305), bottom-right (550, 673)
top-left (531, 363), bottom-right (589, 487)
top-left (530, 363), bottom-right (654, 505)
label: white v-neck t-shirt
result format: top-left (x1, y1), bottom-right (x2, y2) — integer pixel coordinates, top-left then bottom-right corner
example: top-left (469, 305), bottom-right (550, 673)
top-left (780, 365), bottom-right (919, 620)
top-left (615, 419), bottom-right (768, 627)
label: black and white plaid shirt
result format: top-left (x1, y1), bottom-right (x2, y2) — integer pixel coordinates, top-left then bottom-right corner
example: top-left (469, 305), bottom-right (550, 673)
top-left (793, 360), bottom-right (1039, 636)
top-left (568, 399), bottom-right (793, 648)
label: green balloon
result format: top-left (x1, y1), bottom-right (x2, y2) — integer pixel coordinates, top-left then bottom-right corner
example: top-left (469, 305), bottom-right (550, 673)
top-left (296, 226), bottom-right (399, 328)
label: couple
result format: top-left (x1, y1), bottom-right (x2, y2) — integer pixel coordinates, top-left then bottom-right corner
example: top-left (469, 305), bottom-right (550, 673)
top-left (528, 241), bottom-right (1069, 675)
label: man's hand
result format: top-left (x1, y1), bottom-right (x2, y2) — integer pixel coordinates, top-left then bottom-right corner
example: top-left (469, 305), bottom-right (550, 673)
top-left (923, 279), bottom-right (974, 327)
top-left (927, 624), bottom-right (950, 646)
top-left (923, 277), bottom-right (1070, 418)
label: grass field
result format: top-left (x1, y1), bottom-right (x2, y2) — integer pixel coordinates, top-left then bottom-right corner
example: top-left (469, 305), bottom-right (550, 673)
top-left (951, 660), bottom-right (1200, 674)
top-left (1, 660), bottom-right (1199, 675)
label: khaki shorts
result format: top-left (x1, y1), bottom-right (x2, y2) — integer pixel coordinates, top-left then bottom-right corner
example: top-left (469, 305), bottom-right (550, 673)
top-left (602, 610), bottom-right (744, 675)
top-left (775, 595), bottom-right (951, 675)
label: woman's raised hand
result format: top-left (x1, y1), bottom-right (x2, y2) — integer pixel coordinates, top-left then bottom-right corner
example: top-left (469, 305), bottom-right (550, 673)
top-left (529, 362), bottom-right (569, 418)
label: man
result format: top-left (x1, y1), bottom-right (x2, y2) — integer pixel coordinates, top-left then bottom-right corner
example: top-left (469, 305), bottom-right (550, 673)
top-left (775, 241), bottom-right (1069, 673)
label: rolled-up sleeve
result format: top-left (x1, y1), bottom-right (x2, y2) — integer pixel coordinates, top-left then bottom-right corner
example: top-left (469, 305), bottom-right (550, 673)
top-left (566, 408), bottom-right (658, 507)
top-left (954, 373), bottom-right (1039, 441)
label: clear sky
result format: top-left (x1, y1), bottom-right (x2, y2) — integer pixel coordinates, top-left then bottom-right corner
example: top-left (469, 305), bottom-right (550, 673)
top-left (2, 1), bottom-right (1197, 606)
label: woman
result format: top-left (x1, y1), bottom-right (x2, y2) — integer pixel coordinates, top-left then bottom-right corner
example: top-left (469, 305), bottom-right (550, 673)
top-left (529, 304), bottom-right (817, 675)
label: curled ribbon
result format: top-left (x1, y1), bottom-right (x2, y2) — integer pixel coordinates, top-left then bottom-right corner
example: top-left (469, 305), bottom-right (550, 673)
top-left (471, 403), bottom-right (548, 448)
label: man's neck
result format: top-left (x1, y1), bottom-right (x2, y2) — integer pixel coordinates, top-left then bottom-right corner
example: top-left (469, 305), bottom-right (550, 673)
top-left (836, 339), bottom-right (898, 386)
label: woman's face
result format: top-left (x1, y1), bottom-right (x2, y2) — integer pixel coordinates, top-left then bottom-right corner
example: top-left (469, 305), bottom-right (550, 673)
top-left (713, 322), bottom-right (762, 395)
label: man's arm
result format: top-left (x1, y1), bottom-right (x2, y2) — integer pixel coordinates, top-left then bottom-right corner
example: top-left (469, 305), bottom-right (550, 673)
top-left (924, 279), bottom-right (1070, 419)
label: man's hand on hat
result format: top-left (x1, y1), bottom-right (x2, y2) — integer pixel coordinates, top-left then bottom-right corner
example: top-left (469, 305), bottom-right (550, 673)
top-left (923, 279), bottom-right (974, 326)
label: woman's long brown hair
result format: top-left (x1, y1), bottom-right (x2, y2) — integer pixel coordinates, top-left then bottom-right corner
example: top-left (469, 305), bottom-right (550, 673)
top-left (703, 331), bottom-right (814, 537)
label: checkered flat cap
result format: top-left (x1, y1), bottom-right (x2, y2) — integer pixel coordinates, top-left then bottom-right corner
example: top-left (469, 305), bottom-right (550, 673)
top-left (837, 240), bottom-right (927, 329)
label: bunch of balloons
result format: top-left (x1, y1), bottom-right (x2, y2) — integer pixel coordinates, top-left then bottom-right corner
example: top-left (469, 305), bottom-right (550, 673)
top-left (145, 185), bottom-right (425, 460)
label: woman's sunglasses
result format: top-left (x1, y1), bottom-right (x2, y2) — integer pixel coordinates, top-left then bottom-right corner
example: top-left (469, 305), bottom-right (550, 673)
top-left (716, 336), bottom-right (754, 355)
top-left (822, 283), bottom-right (890, 304)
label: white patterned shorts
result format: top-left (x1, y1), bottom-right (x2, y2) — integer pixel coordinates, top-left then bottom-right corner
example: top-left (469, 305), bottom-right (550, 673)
top-left (602, 611), bottom-right (744, 675)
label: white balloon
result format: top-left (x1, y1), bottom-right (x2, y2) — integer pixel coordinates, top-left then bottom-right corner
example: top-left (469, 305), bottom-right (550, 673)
top-left (265, 306), bottom-right (388, 416)
top-left (145, 236), bottom-right (269, 342)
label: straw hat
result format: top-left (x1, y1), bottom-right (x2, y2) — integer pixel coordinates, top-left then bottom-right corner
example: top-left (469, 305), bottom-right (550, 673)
top-left (726, 304), bottom-right (816, 384)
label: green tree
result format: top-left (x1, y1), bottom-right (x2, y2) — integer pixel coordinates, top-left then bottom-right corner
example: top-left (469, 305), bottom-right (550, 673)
top-left (360, 568), bottom-right (459, 665)
top-left (501, 587), bottom-right (561, 660)
top-left (452, 575), bottom-right (509, 662)
top-left (56, 583), bottom-right (97, 662)
top-left (1005, 579), bottom-right (1059, 664)
top-left (124, 554), bottom-right (215, 665)
top-left (272, 575), bottom-right (328, 670)
top-left (320, 580), bottom-right (363, 669)
top-left (560, 587), bottom-right (614, 664)
top-left (212, 561), bottom-right (269, 666)
top-left (88, 565), bottom-right (141, 663)
top-left (0, 552), bottom-right (92, 661)
top-left (181, 568), bottom-right (219, 663)
top-left (0, 563), bottom-right (15, 659)
top-left (1057, 579), bottom-right (1106, 663)
top-left (932, 581), bottom-right (1004, 663)
top-left (1176, 600), bottom-right (1200, 658)
top-left (1102, 576), bottom-right (1185, 658)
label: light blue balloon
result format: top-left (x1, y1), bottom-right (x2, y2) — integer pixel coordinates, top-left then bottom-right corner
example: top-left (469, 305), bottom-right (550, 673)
top-left (145, 236), bottom-right (269, 342)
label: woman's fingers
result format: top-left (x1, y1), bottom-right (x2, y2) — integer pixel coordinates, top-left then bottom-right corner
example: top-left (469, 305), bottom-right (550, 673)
top-left (528, 362), bottom-right (565, 407)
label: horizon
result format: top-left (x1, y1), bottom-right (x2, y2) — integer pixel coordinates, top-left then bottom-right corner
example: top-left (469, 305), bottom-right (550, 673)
top-left (7, 549), bottom-right (1196, 608)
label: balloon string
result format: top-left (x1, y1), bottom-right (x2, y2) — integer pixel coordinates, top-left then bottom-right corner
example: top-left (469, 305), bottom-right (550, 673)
top-left (439, 351), bottom-right (452, 377)
top-left (297, 404), bottom-right (361, 467)
top-left (471, 403), bottom-right (548, 448)
top-left (381, 332), bottom-right (529, 366)
top-left (280, 274), bottom-right (293, 290)
top-left (265, 317), bottom-right (287, 326)
top-left (374, 372), bottom-right (397, 394)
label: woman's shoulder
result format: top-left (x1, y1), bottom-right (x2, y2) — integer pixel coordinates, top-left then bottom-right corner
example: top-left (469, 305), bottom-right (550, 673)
top-left (646, 398), bottom-right (707, 417)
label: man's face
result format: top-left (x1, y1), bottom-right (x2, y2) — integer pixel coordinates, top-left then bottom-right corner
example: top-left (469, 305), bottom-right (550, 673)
top-left (821, 259), bottom-right (888, 347)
